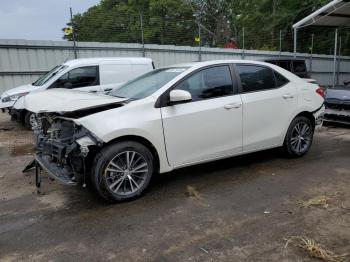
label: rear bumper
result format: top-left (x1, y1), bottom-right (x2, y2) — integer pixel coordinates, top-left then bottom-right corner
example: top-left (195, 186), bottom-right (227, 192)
top-left (313, 104), bottom-right (325, 126)
top-left (324, 108), bottom-right (350, 124)
top-left (35, 154), bottom-right (77, 185)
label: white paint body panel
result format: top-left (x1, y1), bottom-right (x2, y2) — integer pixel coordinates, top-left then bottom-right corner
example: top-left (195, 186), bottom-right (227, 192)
top-left (21, 60), bottom-right (325, 173)
top-left (161, 95), bottom-right (243, 167)
top-left (241, 82), bottom-right (297, 151)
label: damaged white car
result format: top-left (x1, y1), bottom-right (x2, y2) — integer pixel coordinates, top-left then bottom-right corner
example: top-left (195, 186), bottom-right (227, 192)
top-left (23, 60), bottom-right (325, 202)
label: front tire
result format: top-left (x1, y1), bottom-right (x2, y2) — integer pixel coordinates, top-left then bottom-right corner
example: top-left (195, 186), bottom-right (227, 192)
top-left (24, 111), bottom-right (38, 130)
top-left (284, 116), bottom-right (314, 157)
top-left (91, 141), bottom-right (154, 202)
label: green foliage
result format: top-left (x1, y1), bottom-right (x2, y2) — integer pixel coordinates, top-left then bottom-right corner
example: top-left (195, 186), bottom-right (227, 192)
top-left (63, 0), bottom-right (348, 55)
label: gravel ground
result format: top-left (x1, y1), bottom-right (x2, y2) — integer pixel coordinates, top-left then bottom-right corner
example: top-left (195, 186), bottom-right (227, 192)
top-left (0, 112), bottom-right (349, 262)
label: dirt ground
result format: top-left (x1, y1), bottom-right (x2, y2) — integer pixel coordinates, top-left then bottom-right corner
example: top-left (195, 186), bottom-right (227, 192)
top-left (0, 112), bottom-right (349, 262)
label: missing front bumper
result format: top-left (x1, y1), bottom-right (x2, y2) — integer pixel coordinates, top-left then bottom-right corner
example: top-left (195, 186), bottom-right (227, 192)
top-left (35, 154), bottom-right (77, 186)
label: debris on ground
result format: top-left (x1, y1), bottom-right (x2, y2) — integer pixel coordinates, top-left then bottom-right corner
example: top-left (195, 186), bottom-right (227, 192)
top-left (199, 247), bottom-right (209, 254)
top-left (300, 196), bottom-right (329, 208)
top-left (284, 236), bottom-right (348, 262)
top-left (264, 210), bottom-right (270, 214)
top-left (185, 185), bottom-right (202, 200)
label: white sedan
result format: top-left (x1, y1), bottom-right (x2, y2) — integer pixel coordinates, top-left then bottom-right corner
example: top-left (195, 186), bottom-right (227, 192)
top-left (23, 60), bottom-right (325, 202)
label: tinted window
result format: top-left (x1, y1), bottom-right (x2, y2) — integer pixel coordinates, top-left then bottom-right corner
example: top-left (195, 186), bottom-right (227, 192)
top-left (274, 71), bottom-right (289, 87)
top-left (52, 66), bottom-right (99, 89)
top-left (278, 61), bottom-right (291, 71)
top-left (293, 61), bottom-right (307, 73)
top-left (174, 66), bottom-right (233, 101)
top-left (236, 65), bottom-right (275, 92)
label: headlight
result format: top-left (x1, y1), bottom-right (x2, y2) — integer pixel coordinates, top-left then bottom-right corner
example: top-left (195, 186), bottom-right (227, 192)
top-left (2, 92), bottom-right (29, 103)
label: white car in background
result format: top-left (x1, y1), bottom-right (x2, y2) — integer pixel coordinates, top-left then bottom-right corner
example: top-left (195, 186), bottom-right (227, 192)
top-left (0, 57), bottom-right (154, 128)
top-left (23, 60), bottom-right (325, 202)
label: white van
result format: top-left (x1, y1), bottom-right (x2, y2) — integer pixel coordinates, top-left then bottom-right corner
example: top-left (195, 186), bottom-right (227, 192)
top-left (0, 57), bottom-right (154, 128)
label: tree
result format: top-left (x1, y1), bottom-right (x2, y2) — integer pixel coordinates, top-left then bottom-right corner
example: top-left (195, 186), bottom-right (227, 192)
top-left (62, 0), bottom-right (347, 55)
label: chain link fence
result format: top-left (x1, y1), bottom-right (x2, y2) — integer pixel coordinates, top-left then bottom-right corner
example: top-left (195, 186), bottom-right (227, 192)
top-left (64, 12), bottom-right (350, 59)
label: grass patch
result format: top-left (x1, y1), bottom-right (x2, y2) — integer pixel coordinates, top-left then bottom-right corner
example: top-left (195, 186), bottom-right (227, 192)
top-left (300, 196), bottom-right (329, 208)
top-left (185, 185), bottom-right (202, 200)
top-left (285, 236), bottom-right (348, 262)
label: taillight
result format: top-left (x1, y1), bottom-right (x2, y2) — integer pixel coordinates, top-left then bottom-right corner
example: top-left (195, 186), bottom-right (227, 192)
top-left (316, 87), bottom-right (325, 98)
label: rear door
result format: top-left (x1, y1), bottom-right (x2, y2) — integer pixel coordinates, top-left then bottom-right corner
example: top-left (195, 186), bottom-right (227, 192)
top-left (235, 64), bottom-right (297, 152)
top-left (160, 65), bottom-right (243, 167)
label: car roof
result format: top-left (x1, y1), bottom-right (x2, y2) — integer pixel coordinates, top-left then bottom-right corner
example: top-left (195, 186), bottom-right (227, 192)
top-left (63, 57), bottom-right (153, 67)
top-left (165, 60), bottom-right (275, 69)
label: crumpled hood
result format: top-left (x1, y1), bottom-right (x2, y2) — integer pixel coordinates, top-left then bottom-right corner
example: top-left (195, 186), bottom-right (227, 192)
top-left (326, 87), bottom-right (350, 101)
top-left (1, 84), bottom-right (35, 98)
top-left (22, 88), bottom-right (128, 113)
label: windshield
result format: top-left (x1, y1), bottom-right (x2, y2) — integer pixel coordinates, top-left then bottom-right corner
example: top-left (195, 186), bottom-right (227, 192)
top-left (32, 65), bottom-right (68, 86)
top-left (109, 67), bottom-right (188, 99)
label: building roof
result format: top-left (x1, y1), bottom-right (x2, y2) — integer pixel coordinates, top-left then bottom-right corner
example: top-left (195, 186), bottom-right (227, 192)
top-left (293, 0), bottom-right (350, 29)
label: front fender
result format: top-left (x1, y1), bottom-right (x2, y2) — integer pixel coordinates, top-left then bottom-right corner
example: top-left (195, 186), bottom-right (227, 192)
top-left (75, 101), bottom-right (172, 173)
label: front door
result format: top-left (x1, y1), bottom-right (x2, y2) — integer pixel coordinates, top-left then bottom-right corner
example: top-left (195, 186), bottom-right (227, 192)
top-left (160, 65), bottom-right (243, 167)
top-left (49, 66), bottom-right (101, 92)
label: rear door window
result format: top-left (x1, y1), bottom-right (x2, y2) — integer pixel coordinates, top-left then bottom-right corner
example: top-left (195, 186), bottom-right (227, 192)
top-left (236, 65), bottom-right (276, 92)
top-left (274, 71), bottom-right (290, 87)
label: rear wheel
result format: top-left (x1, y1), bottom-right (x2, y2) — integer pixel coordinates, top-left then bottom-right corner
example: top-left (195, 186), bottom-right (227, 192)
top-left (284, 116), bottom-right (314, 157)
top-left (91, 141), bottom-right (154, 202)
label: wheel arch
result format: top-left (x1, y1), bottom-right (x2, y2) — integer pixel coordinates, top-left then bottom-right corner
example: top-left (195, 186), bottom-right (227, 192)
top-left (281, 110), bottom-right (316, 145)
top-left (293, 111), bottom-right (315, 129)
top-left (103, 135), bottom-right (161, 173)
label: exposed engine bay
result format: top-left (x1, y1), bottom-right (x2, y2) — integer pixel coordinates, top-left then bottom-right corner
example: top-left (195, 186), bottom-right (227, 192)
top-left (33, 113), bottom-right (102, 185)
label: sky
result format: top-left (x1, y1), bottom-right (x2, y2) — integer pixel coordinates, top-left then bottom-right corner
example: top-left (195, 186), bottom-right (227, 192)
top-left (0, 0), bottom-right (100, 40)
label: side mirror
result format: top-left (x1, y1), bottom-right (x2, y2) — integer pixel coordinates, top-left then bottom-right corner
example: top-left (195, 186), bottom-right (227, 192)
top-left (63, 82), bottom-right (73, 89)
top-left (169, 90), bottom-right (192, 105)
top-left (344, 80), bottom-right (350, 86)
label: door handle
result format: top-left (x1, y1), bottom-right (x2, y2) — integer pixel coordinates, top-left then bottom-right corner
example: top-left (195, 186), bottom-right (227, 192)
top-left (89, 90), bottom-right (97, 93)
top-left (104, 88), bottom-right (113, 92)
top-left (283, 94), bottom-right (294, 99)
top-left (224, 103), bottom-right (241, 110)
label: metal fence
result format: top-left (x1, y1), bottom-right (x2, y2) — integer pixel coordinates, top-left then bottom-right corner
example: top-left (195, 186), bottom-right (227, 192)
top-left (0, 38), bottom-right (350, 94)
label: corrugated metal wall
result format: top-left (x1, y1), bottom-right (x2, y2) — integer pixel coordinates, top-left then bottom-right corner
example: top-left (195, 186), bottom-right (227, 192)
top-left (1, 39), bottom-right (349, 93)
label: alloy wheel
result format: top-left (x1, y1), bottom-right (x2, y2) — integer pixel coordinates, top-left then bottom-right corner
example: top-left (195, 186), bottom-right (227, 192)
top-left (104, 151), bottom-right (149, 196)
top-left (290, 121), bottom-right (312, 154)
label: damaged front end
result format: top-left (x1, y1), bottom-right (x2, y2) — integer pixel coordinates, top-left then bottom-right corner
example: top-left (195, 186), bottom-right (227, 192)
top-left (33, 114), bottom-right (102, 186)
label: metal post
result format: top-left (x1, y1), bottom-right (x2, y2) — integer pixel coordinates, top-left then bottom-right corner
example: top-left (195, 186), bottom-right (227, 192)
top-left (293, 28), bottom-right (297, 58)
top-left (198, 23), bottom-right (202, 62)
top-left (310, 34), bottom-right (314, 74)
top-left (140, 11), bottom-right (145, 57)
top-left (242, 27), bottom-right (245, 59)
top-left (337, 36), bottom-right (341, 86)
top-left (279, 30), bottom-right (282, 57)
top-left (333, 29), bottom-right (338, 87)
top-left (70, 7), bottom-right (78, 59)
